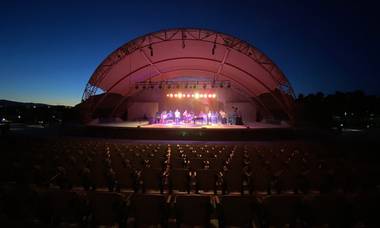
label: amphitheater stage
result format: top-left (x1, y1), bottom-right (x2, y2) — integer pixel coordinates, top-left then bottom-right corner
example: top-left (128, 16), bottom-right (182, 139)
top-left (85, 121), bottom-right (296, 141)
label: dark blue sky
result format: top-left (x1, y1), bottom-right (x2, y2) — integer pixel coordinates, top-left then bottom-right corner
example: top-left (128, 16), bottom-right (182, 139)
top-left (0, 0), bottom-right (379, 105)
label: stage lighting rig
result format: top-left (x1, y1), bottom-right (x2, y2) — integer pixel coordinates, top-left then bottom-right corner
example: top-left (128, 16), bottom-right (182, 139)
top-left (134, 80), bottom-right (231, 91)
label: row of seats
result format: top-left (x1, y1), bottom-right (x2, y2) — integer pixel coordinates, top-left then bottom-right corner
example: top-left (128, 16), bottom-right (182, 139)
top-left (1, 138), bottom-right (378, 195)
top-left (1, 186), bottom-right (379, 227)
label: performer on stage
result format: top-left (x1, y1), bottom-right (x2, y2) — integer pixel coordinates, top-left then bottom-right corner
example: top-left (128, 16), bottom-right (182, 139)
top-left (155, 111), bottom-right (161, 123)
top-left (183, 110), bottom-right (188, 123)
top-left (219, 110), bottom-right (227, 124)
top-left (167, 110), bottom-right (173, 123)
top-left (174, 109), bottom-right (181, 124)
top-left (207, 111), bottom-right (212, 125)
top-left (161, 110), bottom-right (167, 124)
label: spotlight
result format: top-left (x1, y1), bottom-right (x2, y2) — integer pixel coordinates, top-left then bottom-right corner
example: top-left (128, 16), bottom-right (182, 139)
top-left (208, 94), bottom-right (212, 98)
top-left (166, 94), bottom-right (169, 97)
top-left (187, 94), bottom-right (191, 98)
top-left (174, 94), bottom-right (178, 98)
top-left (203, 93), bottom-right (207, 98)
top-left (194, 93), bottom-right (199, 99)
top-left (200, 94), bottom-right (203, 98)
top-left (169, 93), bottom-right (173, 98)
top-left (212, 94), bottom-right (216, 98)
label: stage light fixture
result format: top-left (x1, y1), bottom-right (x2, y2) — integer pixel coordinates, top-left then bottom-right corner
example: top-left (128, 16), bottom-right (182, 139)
top-left (170, 93), bottom-right (173, 97)
top-left (176, 84), bottom-right (180, 89)
top-left (199, 94), bottom-right (203, 98)
top-left (159, 84), bottom-right (162, 89)
top-left (150, 84), bottom-right (154, 89)
top-left (212, 94), bottom-right (216, 98)
top-left (135, 85), bottom-right (139, 89)
top-left (142, 85), bottom-right (146, 89)
top-left (203, 84), bottom-right (207, 89)
top-left (174, 94), bottom-right (178, 98)
top-left (168, 84), bottom-right (171, 89)
top-left (208, 94), bottom-right (212, 98)
top-left (187, 94), bottom-right (191, 98)
top-left (203, 93), bottom-right (207, 98)
top-left (194, 93), bottom-right (200, 99)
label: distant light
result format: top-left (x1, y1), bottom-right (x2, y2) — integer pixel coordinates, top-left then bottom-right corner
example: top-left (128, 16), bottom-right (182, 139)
top-left (17, 115), bottom-right (21, 119)
top-left (166, 92), bottom-right (217, 99)
top-left (2, 118), bottom-right (5, 121)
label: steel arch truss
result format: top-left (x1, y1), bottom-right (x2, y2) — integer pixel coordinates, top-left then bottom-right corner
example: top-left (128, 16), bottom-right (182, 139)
top-left (82, 28), bottom-right (296, 121)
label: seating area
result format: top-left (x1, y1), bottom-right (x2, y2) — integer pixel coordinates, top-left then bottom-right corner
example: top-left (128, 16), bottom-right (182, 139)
top-left (0, 136), bottom-right (379, 227)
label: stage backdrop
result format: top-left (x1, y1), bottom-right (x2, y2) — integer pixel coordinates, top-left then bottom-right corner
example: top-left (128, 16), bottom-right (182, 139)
top-left (225, 102), bottom-right (257, 123)
top-left (127, 102), bottom-right (158, 121)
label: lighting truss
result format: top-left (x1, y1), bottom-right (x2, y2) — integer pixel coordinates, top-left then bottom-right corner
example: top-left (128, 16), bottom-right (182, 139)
top-left (134, 80), bottom-right (231, 90)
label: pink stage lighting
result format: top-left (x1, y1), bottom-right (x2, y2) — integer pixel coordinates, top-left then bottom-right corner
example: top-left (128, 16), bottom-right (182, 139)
top-left (166, 92), bottom-right (217, 99)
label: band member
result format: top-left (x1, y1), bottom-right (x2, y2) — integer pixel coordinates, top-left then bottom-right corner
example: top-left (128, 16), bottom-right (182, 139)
top-left (183, 110), bottom-right (188, 123)
top-left (201, 111), bottom-right (207, 124)
top-left (207, 111), bottom-right (212, 125)
top-left (167, 110), bottom-right (173, 123)
top-left (174, 109), bottom-right (181, 124)
top-left (161, 110), bottom-right (167, 124)
top-left (219, 110), bottom-right (227, 124)
top-left (155, 111), bottom-right (161, 123)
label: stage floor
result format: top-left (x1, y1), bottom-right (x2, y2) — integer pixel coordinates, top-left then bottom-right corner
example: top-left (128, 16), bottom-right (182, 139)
top-left (89, 121), bottom-right (289, 129)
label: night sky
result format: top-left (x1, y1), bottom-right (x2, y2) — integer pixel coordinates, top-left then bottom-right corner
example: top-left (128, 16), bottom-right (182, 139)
top-left (0, 0), bottom-right (379, 106)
